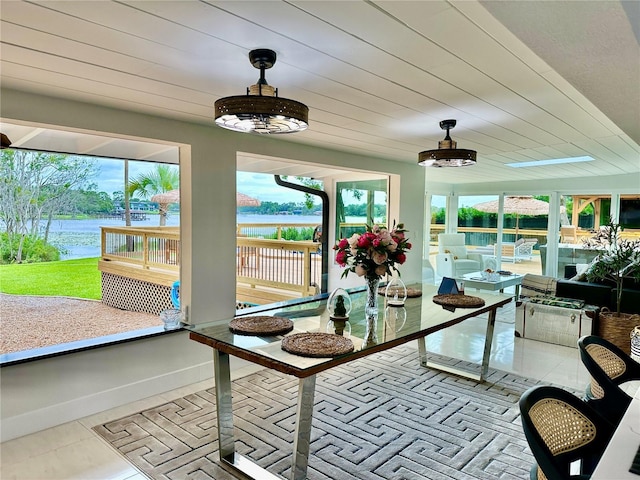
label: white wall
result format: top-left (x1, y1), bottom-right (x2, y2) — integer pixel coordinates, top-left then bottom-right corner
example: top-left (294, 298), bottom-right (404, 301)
top-left (0, 332), bottom-right (214, 441)
top-left (0, 88), bottom-right (425, 440)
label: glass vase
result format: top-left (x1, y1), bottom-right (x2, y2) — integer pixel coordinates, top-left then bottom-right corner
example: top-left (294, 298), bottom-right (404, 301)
top-left (363, 313), bottom-right (378, 348)
top-left (364, 275), bottom-right (381, 317)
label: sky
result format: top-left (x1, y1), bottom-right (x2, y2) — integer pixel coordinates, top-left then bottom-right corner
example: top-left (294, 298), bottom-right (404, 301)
top-left (90, 158), bottom-right (495, 207)
top-left (90, 158), bottom-right (311, 204)
top-left (91, 158), bottom-right (157, 197)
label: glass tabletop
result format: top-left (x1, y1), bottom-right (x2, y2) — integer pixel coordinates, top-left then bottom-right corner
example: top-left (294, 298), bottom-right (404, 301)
top-left (187, 283), bottom-right (511, 377)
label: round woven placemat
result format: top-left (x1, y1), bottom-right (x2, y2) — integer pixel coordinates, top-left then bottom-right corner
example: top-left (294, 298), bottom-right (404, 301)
top-left (281, 333), bottom-right (354, 358)
top-left (432, 294), bottom-right (485, 308)
top-left (229, 316), bottom-right (293, 336)
top-left (378, 286), bottom-right (422, 298)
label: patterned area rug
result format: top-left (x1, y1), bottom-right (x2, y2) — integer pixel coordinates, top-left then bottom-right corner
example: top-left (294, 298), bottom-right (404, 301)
top-left (94, 347), bottom-right (540, 480)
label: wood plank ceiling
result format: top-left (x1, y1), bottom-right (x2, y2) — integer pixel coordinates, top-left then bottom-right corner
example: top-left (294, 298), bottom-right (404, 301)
top-left (0, 1), bottom-right (638, 184)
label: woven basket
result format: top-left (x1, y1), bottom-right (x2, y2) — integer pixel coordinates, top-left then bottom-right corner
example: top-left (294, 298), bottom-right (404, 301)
top-left (597, 308), bottom-right (640, 355)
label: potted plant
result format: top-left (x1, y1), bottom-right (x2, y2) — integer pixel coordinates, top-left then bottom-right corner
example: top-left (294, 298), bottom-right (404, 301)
top-left (583, 218), bottom-right (640, 353)
top-left (584, 219), bottom-right (640, 314)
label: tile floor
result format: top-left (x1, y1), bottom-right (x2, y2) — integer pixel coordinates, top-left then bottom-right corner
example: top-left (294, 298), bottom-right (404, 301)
top-left (1, 298), bottom-right (590, 480)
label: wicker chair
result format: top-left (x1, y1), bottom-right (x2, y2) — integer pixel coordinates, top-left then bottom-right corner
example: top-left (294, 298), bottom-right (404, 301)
top-left (519, 385), bottom-right (614, 480)
top-left (577, 335), bottom-right (640, 426)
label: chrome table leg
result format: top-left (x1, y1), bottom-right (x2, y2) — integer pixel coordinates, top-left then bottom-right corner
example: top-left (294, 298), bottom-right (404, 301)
top-left (418, 307), bottom-right (498, 382)
top-left (292, 375), bottom-right (316, 480)
top-left (213, 350), bottom-right (315, 480)
top-left (214, 350), bottom-right (281, 479)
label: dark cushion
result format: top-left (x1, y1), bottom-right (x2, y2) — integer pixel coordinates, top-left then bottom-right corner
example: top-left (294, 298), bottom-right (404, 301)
top-left (564, 265), bottom-right (577, 279)
top-left (612, 288), bottom-right (640, 314)
top-left (556, 279), bottom-right (613, 310)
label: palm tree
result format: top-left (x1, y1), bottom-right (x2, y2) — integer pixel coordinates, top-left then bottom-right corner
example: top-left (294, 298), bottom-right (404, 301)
top-left (127, 164), bottom-right (179, 226)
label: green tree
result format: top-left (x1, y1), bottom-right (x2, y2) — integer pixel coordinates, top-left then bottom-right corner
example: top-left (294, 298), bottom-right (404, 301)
top-left (0, 150), bottom-right (97, 263)
top-left (72, 188), bottom-right (114, 215)
top-left (127, 164), bottom-right (179, 226)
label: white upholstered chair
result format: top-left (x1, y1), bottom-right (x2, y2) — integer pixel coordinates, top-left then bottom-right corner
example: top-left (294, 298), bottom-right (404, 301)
top-left (435, 233), bottom-right (484, 278)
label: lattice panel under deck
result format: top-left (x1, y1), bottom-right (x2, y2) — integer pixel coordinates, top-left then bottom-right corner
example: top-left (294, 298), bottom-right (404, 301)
top-left (101, 272), bottom-right (173, 315)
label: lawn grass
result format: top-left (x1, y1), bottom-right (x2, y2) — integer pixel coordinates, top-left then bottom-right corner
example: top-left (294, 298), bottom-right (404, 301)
top-left (0, 257), bottom-right (101, 299)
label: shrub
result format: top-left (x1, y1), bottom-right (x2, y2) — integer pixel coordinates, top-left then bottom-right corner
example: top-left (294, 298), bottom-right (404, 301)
top-left (281, 227), bottom-right (314, 241)
top-left (0, 233), bottom-right (61, 264)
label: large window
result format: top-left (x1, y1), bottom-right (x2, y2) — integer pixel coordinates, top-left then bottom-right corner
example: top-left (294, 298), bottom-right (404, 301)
top-left (0, 149), bottom-right (180, 358)
top-left (335, 178), bottom-right (388, 241)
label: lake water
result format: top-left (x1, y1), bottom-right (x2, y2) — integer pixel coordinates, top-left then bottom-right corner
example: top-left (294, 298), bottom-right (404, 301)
top-left (44, 214), bottom-right (357, 260)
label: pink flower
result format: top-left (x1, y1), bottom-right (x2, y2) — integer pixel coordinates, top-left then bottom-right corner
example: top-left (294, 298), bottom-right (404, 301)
top-left (357, 235), bottom-right (372, 249)
top-left (372, 251), bottom-right (388, 265)
top-left (355, 264), bottom-right (367, 276)
top-left (334, 222), bottom-right (411, 280)
top-left (378, 229), bottom-right (392, 244)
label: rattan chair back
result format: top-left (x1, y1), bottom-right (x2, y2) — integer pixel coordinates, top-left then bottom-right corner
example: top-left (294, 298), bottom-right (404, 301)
top-left (585, 343), bottom-right (626, 399)
top-left (519, 385), bottom-right (614, 480)
top-left (578, 335), bottom-right (640, 426)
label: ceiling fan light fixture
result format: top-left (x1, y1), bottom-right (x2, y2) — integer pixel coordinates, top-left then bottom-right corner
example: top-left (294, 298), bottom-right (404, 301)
top-left (418, 119), bottom-right (477, 167)
top-left (214, 49), bottom-right (309, 134)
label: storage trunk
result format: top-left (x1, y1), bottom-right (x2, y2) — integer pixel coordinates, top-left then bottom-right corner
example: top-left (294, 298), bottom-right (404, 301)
top-left (515, 301), bottom-right (595, 348)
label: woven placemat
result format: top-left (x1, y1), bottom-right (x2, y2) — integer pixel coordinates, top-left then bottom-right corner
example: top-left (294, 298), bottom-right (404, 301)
top-left (229, 316), bottom-right (294, 336)
top-left (378, 286), bottom-right (422, 298)
top-left (281, 333), bottom-right (354, 358)
top-left (432, 294), bottom-right (485, 308)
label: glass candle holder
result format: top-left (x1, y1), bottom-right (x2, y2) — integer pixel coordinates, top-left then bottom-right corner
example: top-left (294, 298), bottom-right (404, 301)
top-left (385, 277), bottom-right (407, 307)
top-left (327, 287), bottom-right (352, 319)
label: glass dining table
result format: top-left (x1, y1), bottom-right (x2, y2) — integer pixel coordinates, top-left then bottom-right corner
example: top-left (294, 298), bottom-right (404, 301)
top-left (187, 283), bottom-right (512, 480)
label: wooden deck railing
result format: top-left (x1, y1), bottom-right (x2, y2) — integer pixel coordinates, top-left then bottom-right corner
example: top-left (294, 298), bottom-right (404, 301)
top-left (99, 225), bottom-right (321, 304)
top-left (236, 237), bottom-right (321, 304)
top-left (100, 226), bottom-right (180, 271)
top-left (429, 224), bottom-right (640, 244)
top-left (237, 222), bottom-right (318, 239)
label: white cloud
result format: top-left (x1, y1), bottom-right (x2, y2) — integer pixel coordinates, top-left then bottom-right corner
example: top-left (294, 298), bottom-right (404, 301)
top-left (236, 172), bottom-right (313, 204)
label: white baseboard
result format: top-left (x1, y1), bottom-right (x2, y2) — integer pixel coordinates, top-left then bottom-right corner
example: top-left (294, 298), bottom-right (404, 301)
top-left (1, 361), bottom-right (213, 442)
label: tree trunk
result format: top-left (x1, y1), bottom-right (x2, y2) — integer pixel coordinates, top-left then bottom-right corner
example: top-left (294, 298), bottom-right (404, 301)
top-left (43, 211), bottom-right (53, 244)
top-left (16, 234), bottom-right (25, 263)
top-left (124, 160), bottom-right (135, 252)
top-left (159, 204), bottom-right (168, 226)
top-left (124, 160), bottom-right (131, 227)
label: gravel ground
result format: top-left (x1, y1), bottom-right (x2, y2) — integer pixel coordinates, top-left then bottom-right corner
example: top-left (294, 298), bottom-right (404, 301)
top-left (0, 293), bottom-right (163, 354)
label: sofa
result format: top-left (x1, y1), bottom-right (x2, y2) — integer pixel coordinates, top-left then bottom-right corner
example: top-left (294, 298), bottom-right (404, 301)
top-left (556, 278), bottom-right (640, 315)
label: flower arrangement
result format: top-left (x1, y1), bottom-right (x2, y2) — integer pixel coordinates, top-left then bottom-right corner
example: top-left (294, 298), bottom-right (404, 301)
top-left (334, 223), bottom-right (411, 279)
